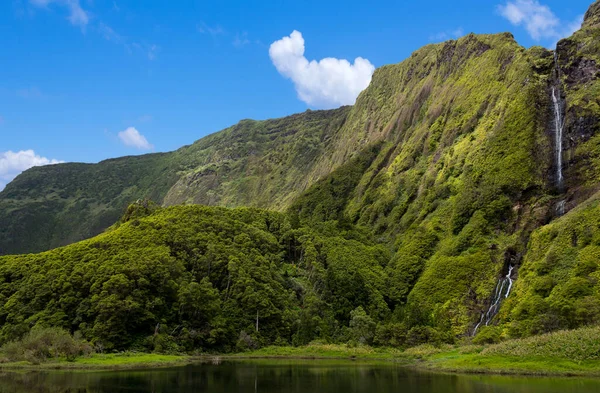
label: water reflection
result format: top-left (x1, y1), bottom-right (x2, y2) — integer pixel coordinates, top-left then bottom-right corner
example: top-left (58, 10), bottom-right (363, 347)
top-left (0, 360), bottom-right (598, 393)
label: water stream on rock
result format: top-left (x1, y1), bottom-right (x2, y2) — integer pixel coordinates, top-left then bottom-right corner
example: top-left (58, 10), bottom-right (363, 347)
top-left (552, 52), bottom-right (566, 216)
top-left (473, 265), bottom-right (514, 336)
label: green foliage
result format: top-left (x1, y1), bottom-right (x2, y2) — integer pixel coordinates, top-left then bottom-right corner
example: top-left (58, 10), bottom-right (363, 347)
top-left (472, 326), bottom-right (502, 345)
top-left (0, 327), bottom-right (92, 364)
top-left (0, 108), bottom-right (351, 255)
top-left (288, 143), bottom-right (383, 226)
top-left (503, 194), bottom-right (600, 337)
top-left (1, 7), bottom-right (600, 353)
top-left (349, 307), bottom-right (376, 345)
top-left (481, 325), bottom-right (600, 361)
top-left (0, 205), bottom-right (391, 352)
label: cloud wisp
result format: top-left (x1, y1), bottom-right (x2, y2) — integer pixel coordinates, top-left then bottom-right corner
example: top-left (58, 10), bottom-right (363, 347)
top-left (497, 0), bottom-right (583, 42)
top-left (118, 127), bottom-right (153, 150)
top-left (197, 22), bottom-right (225, 37)
top-left (29, 0), bottom-right (89, 28)
top-left (269, 30), bottom-right (375, 109)
top-left (0, 150), bottom-right (63, 191)
top-left (430, 28), bottom-right (465, 42)
top-left (30, 2), bottom-right (158, 60)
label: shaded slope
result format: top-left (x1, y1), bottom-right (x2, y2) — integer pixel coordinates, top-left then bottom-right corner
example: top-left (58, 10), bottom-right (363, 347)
top-left (0, 108), bottom-right (350, 255)
top-left (0, 153), bottom-right (178, 255)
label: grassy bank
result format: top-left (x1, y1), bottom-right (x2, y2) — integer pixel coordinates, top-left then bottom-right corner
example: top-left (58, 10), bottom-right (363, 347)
top-left (424, 352), bottom-right (600, 376)
top-left (0, 353), bottom-right (192, 370)
top-left (1, 327), bottom-right (599, 376)
top-left (234, 327), bottom-right (600, 376)
top-left (231, 343), bottom-right (404, 360)
top-left (422, 326), bottom-right (600, 376)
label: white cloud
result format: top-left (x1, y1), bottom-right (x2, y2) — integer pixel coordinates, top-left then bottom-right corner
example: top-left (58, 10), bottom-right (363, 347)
top-left (29, 0), bottom-right (89, 28)
top-left (269, 30), bottom-right (375, 109)
top-left (118, 127), bottom-right (153, 150)
top-left (147, 44), bottom-right (159, 60)
top-left (497, 0), bottom-right (583, 41)
top-left (0, 150), bottom-right (63, 191)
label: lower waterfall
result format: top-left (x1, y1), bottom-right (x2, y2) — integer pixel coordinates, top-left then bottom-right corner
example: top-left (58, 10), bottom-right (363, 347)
top-left (473, 265), bottom-right (514, 336)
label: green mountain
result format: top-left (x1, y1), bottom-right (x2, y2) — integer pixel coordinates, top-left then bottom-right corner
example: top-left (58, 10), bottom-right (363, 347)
top-left (0, 0), bottom-right (599, 351)
top-left (0, 107), bottom-right (350, 254)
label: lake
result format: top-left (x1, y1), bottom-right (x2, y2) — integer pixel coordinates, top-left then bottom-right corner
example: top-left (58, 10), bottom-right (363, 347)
top-left (0, 360), bottom-right (598, 392)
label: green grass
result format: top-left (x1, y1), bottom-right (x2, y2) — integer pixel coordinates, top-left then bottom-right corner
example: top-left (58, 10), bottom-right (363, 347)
top-left (425, 352), bottom-right (600, 376)
top-left (0, 353), bottom-right (192, 370)
top-left (2, 328), bottom-right (600, 376)
top-left (231, 327), bottom-right (600, 377)
top-left (231, 343), bottom-right (404, 360)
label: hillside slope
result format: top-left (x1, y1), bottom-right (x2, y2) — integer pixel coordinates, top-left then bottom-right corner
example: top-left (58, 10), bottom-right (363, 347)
top-left (0, 203), bottom-right (389, 350)
top-left (0, 107), bottom-right (350, 254)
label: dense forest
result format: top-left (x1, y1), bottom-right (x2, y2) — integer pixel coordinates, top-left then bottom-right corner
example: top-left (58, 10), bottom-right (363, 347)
top-left (0, 0), bottom-right (599, 354)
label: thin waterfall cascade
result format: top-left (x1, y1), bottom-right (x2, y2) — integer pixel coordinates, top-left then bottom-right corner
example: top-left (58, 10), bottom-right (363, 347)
top-left (551, 87), bottom-right (564, 188)
top-left (473, 265), bottom-right (514, 336)
top-left (551, 52), bottom-right (568, 218)
top-left (556, 199), bottom-right (566, 216)
top-left (552, 52), bottom-right (565, 191)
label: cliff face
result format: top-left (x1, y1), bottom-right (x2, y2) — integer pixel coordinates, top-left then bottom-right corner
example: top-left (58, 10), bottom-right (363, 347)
top-left (496, 0), bottom-right (600, 338)
top-left (555, 2), bottom-right (600, 207)
top-left (291, 32), bottom-right (554, 334)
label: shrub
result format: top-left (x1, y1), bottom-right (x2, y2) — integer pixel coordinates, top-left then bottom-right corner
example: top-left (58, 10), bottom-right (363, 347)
top-left (236, 331), bottom-right (258, 352)
top-left (349, 307), bottom-right (376, 345)
top-left (406, 326), bottom-right (441, 347)
top-left (472, 326), bottom-right (502, 345)
top-left (0, 327), bottom-right (93, 364)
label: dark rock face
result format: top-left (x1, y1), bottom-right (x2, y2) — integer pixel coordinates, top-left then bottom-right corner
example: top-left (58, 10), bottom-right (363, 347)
top-left (564, 57), bottom-right (600, 88)
top-left (550, 1), bottom-right (600, 200)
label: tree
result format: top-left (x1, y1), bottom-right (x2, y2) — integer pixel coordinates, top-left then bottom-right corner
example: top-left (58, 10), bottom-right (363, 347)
top-left (349, 306), bottom-right (376, 345)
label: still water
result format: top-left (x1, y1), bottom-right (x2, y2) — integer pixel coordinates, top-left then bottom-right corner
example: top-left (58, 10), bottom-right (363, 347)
top-left (0, 360), bottom-right (598, 393)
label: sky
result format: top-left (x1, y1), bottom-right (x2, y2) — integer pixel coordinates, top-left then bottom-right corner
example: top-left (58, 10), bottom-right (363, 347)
top-left (0, 0), bottom-right (593, 190)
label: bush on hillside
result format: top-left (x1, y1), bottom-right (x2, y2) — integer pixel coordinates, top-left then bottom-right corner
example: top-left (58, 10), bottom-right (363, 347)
top-left (0, 327), bottom-right (93, 364)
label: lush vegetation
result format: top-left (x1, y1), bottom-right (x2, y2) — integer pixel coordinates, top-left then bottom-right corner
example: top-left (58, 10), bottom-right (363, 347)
top-left (0, 1), bottom-right (599, 370)
top-left (238, 326), bottom-right (600, 376)
top-left (422, 326), bottom-right (600, 376)
top-left (0, 107), bottom-right (350, 255)
top-left (0, 327), bottom-right (92, 364)
top-left (501, 192), bottom-right (600, 336)
top-left (0, 202), bottom-right (392, 352)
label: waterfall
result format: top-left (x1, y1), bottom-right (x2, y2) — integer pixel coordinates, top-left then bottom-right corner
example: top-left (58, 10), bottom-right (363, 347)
top-left (551, 87), bottom-right (564, 188)
top-left (556, 199), bottom-right (566, 216)
top-left (552, 53), bottom-right (564, 190)
top-left (473, 265), bottom-right (514, 336)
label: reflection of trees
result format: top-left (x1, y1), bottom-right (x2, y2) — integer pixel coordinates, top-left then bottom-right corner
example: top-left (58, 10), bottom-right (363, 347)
top-left (0, 362), bottom-right (598, 393)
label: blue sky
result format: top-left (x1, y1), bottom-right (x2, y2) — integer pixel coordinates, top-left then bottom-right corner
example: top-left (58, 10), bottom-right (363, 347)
top-left (0, 0), bottom-right (593, 189)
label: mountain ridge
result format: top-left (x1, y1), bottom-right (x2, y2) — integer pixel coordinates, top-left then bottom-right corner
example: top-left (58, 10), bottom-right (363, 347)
top-left (1, 31), bottom-right (536, 255)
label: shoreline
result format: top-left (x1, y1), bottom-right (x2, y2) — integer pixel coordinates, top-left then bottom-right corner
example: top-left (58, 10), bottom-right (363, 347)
top-left (0, 348), bottom-right (598, 378)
